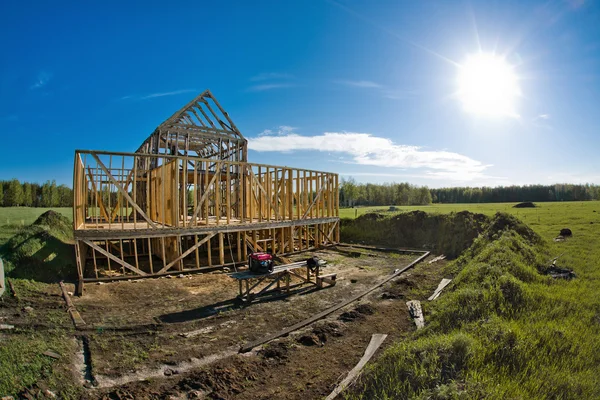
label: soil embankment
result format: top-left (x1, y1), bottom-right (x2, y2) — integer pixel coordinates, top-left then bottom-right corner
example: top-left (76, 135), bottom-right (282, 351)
top-left (341, 210), bottom-right (488, 258)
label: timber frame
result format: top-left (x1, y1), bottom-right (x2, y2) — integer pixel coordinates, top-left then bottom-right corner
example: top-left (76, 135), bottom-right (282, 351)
top-left (73, 91), bottom-right (339, 294)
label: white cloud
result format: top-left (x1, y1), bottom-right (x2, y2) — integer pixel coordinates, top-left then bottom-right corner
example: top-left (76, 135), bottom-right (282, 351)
top-left (30, 71), bottom-right (52, 90)
top-left (119, 89), bottom-right (196, 101)
top-left (258, 125), bottom-right (297, 136)
top-left (247, 83), bottom-right (296, 92)
top-left (251, 72), bottom-right (294, 82)
top-left (140, 89), bottom-right (196, 99)
top-left (537, 114), bottom-right (550, 120)
top-left (248, 131), bottom-right (492, 181)
top-left (336, 80), bottom-right (382, 88)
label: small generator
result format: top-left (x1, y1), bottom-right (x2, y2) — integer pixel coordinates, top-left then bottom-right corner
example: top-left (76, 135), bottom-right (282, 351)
top-left (248, 252), bottom-right (274, 274)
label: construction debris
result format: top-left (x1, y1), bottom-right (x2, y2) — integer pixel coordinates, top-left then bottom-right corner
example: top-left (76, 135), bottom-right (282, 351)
top-left (325, 333), bottom-right (388, 399)
top-left (428, 255), bottom-right (446, 264)
top-left (179, 326), bottom-right (215, 338)
top-left (59, 282), bottom-right (86, 329)
top-left (0, 258), bottom-right (4, 298)
top-left (42, 350), bottom-right (61, 359)
top-left (428, 278), bottom-right (452, 300)
top-left (406, 300), bottom-right (425, 329)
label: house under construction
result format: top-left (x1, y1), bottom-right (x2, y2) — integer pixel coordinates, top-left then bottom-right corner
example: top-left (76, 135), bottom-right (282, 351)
top-left (72, 90), bottom-right (340, 294)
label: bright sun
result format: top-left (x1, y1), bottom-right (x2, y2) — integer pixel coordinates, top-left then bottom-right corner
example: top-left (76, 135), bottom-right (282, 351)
top-left (457, 53), bottom-right (520, 118)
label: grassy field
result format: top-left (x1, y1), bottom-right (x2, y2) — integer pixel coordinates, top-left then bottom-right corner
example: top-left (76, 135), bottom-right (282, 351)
top-left (347, 201), bottom-right (600, 399)
top-left (0, 207), bottom-right (72, 246)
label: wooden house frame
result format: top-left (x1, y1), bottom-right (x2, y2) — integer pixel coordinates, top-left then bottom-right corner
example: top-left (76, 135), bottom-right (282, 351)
top-left (72, 90), bottom-right (340, 294)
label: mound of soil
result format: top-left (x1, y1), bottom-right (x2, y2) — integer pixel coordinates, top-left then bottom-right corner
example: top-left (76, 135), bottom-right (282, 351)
top-left (260, 342), bottom-right (290, 360)
top-left (342, 211), bottom-right (488, 258)
top-left (484, 212), bottom-right (541, 244)
top-left (0, 210), bottom-right (75, 282)
top-left (513, 202), bottom-right (537, 208)
top-left (339, 303), bottom-right (377, 322)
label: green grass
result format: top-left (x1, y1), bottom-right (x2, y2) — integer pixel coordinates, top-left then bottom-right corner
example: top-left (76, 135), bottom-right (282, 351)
top-left (0, 210), bottom-right (75, 282)
top-left (0, 207), bottom-right (72, 246)
top-left (347, 203), bottom-right (600, 399)
top-left (0, 280), bottom-right (82, 399)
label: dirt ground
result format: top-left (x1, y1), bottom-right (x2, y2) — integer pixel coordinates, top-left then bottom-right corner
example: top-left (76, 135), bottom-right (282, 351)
top-left (4, 246), bottom-right (448, 399)
top-left (65, 246), bottom-right (448, 399)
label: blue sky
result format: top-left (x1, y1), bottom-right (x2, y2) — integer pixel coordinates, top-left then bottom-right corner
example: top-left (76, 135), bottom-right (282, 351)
top-left (1, 0), bottom-right (599, 188)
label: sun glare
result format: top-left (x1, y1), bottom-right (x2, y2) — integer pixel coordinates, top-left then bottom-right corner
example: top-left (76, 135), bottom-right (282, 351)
top-left (457, 53), bottom-right (520, 118)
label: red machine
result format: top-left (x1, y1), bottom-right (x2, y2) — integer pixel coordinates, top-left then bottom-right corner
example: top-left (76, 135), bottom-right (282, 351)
top-left (248, 252), bottom-right (274, 274)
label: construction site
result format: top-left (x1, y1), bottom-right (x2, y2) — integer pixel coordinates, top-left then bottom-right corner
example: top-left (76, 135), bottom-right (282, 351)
top-left (0, 91), bottom-right (458, 399)
top-left (72, 90), bottom-right (340, 295)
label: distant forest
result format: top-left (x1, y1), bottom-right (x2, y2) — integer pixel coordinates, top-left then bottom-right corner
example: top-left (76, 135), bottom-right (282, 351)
top-left (1, 178), bottom-right (598, 208)
top-left (340, 178), bottom-right (600, 207)
top-left (0, 179), bottom-right (73, 207)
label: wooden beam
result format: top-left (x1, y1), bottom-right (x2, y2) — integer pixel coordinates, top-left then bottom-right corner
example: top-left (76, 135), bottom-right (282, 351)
top-left (86, 167), bottom-right (110, 222)
top-left (83, 240), bottom-right (148, 276)
top-left (190, 162), bottom-right (221, 223)
top-left (90, 153), bottom-right (158, 229)
top-left (157, 233), bottom-right (216, 274)
top-left (325, 334), bottom-right (388, 400)
top-left (302, 176), bottom-right (328, 219)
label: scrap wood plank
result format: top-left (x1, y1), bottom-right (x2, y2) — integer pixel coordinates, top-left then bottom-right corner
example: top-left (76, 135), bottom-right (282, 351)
top-left (427, 278), bottom-right (452, 301)
top-left (42, 350), bottom-right (61, 359)
top-left (406, 300), bottom-right (424, 329)
top-left (428, 255), bottom-right (446, 264)
top-left (325, 333), bottom-right (388, 400)
top-left (0, 258), bottom-right (4, 297)
top-left (59, 282), bottom-right (86, 329)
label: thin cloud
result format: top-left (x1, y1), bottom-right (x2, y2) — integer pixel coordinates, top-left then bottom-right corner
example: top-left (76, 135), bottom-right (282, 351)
top-left (140, 89), bottom-right (196, 99)
top-left (248, 131), bottom-right (492, 181)
top-left (336, 80), bottom-right (416, 100)
top-left (336, 80), bottom-right (382, 88)
top-left (30, 71), bottom-right (52, 90)
top-left (259, 125), bottom-right (297, 136)
top-left (120, 89), bottom-right (196, 101)
top-left (246, 83), bottom-right (296, 92)
top-left (251, 72), bottom-right (294, 82)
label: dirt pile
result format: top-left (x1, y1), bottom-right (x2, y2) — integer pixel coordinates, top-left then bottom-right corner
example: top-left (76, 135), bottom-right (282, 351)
top-left (341, 210), bottom-right (488, 258)
top-left (0, 210), bottom-right (75, 282)
top-left (513, 202), bottom-right (537, 208)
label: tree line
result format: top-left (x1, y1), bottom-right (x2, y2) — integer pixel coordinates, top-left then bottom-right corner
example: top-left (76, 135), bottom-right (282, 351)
top-left (0, 179), bottom-right (73, 207)
top-left (2, 178), bottom-right (598, 208)
top-left (340, 179), bottom-right (432, 206)
top-left (429, 184), bottom-right (600, 203)
top-left (340, 179), bottom-right (600, 207)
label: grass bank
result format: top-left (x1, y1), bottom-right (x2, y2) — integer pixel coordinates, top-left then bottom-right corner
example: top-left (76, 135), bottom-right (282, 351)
top-left (0, 207), bottom-right (72, 247)
top-left (348, 209), bottom-right (600, 399)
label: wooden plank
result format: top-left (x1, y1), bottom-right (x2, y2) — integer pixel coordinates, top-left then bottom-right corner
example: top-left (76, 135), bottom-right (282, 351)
top-left (428, 255), bottom-right (447, 264)
top-left (325, 334), bottom-right (388, 400)
top-left (82, 240), bottom-right (148, 276)
top-left (302, 176), bottom-right (328, 219)
top-left (157, 233), bottom-right (216, 273)
top-left (86, 167), bottom-right (110, 222)
top-left (428, 278), bottom-right (452, 301)
top-left (74, 217), bottom-right (341, 240)
top-left (406, 300), bottom-right (425, 329)
top-left (0, 258), bottom-right (4, 297)
top-left (59, 281), bottom-right (86, 329)
top-left (190, 162), bottom-right (221, 223)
